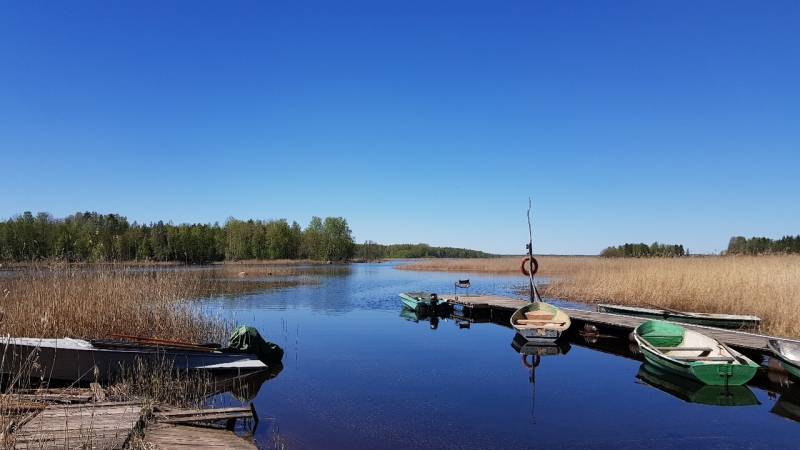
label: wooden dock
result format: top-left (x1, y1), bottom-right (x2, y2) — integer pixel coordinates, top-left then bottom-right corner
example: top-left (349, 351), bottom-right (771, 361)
top-left (144, 423), bottom-right (257, 449)
top-left (11, 401), bottom-right (144, 449)
top-left (144, 404), bottom-right (258, 449)
top-left (445, 295), bottom-right (800, 352)
top-left (3, 391), bottom-right (260, 450)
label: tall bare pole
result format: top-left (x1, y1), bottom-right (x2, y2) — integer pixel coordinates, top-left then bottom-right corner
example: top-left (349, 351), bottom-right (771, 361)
top-left (527, 198), bottom-right (542, 303)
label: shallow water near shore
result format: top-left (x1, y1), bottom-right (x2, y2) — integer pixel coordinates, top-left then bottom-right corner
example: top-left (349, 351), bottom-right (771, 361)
top-left (200, 263), bottom-right (799, 449)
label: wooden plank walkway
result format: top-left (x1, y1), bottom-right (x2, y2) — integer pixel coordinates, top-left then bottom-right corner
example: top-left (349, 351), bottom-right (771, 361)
top-left (11, 402), bottom-right (143, 449)
top-left (445, 294), bottom-right (800, 352)
top-left (144, 423), bottom-right (256, 449)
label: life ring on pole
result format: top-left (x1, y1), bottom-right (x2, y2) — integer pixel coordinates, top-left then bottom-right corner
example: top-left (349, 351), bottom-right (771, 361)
top-left (520, 257), bottom-right (538, 277)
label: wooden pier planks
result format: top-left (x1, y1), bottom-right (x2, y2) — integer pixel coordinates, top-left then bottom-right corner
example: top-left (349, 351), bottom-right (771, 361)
top-left (12, 402), bottom-right (144, 449)
top-left (446, 295), bottom-right (800, 352)
top-left (154, 406), bottom-right (255, 425)
top-left (144, 423), bottom-right (256, 449)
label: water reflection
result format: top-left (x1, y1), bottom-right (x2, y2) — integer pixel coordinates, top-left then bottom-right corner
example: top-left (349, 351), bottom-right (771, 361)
top-left (211, 363), bottom-right (284, 403)
top-left (771, 385), bottom-right (800, 423)
top-left (398, 307), bottom-right (451, 330)
top-left (509, 334), bottom-right (570, 423)
top-left (636, 363), bottom-right (760, 406)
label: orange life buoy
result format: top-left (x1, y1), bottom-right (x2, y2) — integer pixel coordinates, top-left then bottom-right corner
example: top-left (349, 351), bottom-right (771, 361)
top-left (520, 257), bottom-right (538, 277)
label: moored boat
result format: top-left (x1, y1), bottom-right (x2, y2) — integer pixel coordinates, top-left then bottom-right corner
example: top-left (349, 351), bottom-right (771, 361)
top-left (637, 363), bottom-right (759, 406)
top-left (510, 302), bottom-right (571, 343)
top-left (399, 292), bottom-right (449, 312)
top-left (0, 326), bottom-right (283, 382)
top-left (598, 304), bottom-right (761, 329)
top-left (768, 339), bottom-right (800, 381)
top-left (633, 320), bottom-right (758, 386)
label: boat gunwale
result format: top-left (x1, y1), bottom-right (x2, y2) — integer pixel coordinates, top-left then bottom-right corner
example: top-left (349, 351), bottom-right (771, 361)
top-left (598, 304), bottom-right (761, 321)
top-left (1, 339), bottom-right (264, 361)
top-left (768, 339), bottom-right (800, 366)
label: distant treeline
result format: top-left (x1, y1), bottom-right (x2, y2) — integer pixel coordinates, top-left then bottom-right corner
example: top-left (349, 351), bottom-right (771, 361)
top-left (726, 235), bottom-right (800, 255)
top-left (600, 242), bottom-right (686, 258)
top-left (354, 241), bottom-right (491, 260)
top-left (0, 211), bottom-right (355, 263)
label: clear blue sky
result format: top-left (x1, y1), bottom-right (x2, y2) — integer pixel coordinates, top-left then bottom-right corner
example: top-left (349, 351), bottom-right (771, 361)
top-left (1, 1), bottom-right (798, 255)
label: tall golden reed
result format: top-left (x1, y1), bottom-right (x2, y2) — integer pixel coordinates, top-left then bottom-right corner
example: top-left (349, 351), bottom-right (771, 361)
top-left (0, 265), bottom-right (236, 343)
top-left (399, 255), bottom-right (800, 338)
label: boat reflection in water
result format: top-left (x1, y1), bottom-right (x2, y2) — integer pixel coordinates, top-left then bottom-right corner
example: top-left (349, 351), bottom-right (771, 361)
top-left (211, 362), bottom-right (284, 403)
top-left (399, 307), bottom-right (451, 330)
top-left (771, 385), bottom-right (800, 423)
top-left (636, 363), bottom-right (760, 407)
top-left (510, 334), bottom-right (571, 423)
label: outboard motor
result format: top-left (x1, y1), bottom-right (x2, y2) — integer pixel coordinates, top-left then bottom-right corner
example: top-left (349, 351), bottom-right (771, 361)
top-left (429, 293), bottom-right (439, 306)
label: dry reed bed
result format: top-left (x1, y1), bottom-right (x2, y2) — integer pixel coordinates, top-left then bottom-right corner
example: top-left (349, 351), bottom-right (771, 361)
top-left (399, 256), bottom-right (800, 338)
top-left (0, 265), bottom-right (306, 343)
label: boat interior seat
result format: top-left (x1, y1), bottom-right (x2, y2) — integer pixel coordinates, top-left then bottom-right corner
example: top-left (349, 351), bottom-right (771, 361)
top-left (525, 311), bottom-right (555, 320)
top-left (516, 319), bottom-right (565, 326)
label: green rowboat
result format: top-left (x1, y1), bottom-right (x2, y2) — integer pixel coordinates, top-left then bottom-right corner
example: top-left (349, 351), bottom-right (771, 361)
top-left (633, 320), bottom-right (758, 386)
top-left (637, 364), bottom-right (759, 406)
top-left (399, 292), bottom-right (448, 312)
top-left (768, 339), bottom-right (800, 381)
top-left (598, 304), bottom-right (761, 329)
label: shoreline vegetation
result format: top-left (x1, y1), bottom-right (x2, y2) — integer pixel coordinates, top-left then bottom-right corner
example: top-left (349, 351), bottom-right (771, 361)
top-left (0, 211), bottom-right (357, 264)
top-left (354, 242), bottom-right (491, 260)
top-left (398, 255), bottom-right (800, 338)
top-left (0, 263), bottom-right (299, 444)
top-left (0, 211), bottom-right (491, 266)
top-left (0, 264), bottom-right (310, 341)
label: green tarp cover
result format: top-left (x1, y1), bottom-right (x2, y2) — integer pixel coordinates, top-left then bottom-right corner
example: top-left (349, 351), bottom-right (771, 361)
top-left (228, 326), bottom-right (284, 364)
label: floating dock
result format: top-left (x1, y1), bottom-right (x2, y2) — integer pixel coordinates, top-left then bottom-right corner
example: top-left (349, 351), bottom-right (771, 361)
top-left (445, 295), bottom-right (799, 352)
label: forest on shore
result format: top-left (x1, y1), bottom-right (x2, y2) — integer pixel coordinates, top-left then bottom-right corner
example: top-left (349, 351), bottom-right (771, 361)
top-left (600, 235), bottom-right (800, 258)
top-left (0, 211), bottom-right (492, 264)
top-left (0, 211), bottom-right (356, 263)
top-left (726, 235), bottom-right (800, 255)
top-left (600, 242), bottom-right (686, 258)
top-left (354, 242), bottom-right (491, 260)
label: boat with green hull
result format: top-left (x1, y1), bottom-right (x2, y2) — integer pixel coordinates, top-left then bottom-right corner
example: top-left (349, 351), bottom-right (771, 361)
top-left (637, 364), bottom-right (759, 406)
top-left (768, 339), bottom-right (800, 381)
top-left (633, 320), bottom-right (758, 386)
top-left (399, 292), bottom-right (449, 312)
top-left (598, 304), bottom-right (760, 329)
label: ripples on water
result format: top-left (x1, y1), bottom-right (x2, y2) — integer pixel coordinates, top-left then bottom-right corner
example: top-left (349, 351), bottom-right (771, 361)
top-left (198, 263), bottom-right (799, 449)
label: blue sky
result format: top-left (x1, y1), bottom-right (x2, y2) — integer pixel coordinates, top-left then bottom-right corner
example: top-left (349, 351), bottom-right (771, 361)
top-left (1, 1), bottom-right (798, 254)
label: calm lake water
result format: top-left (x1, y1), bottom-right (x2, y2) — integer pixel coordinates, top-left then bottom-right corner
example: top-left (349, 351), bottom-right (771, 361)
top-left (200, 263), bottom-right (799, 449)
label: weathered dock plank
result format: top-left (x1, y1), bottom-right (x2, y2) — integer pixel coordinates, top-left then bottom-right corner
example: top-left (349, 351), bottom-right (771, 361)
top-left (12, 402), bottom-right (143, 449)
top-left (144, 423), bottom-right (256, 449)
top-left (445, 294), bottom-right (800, 352)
